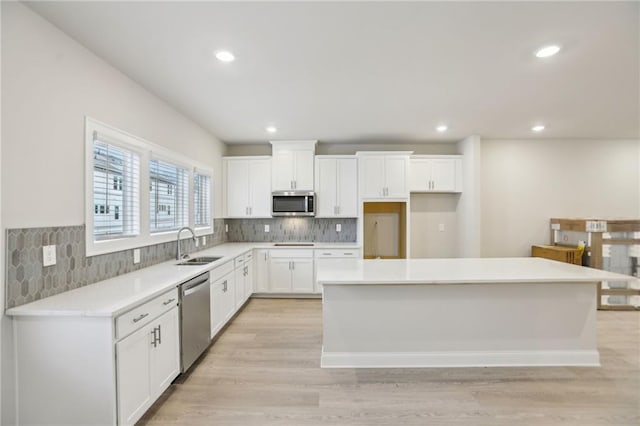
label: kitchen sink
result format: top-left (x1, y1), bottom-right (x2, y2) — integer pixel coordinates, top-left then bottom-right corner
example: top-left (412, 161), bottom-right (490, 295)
top-left (177, 256), bottom-right (222, 265)
top-left (273, 243), bottom-right (314, 247)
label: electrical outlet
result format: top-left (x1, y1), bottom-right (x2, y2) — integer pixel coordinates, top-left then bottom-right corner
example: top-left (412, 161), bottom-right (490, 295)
top-left (202, 236), bottom-right (207, 245)
top-left (336, 223), bottom-right (342, 232)
top-left (133, 249), bottom-right (141, 264)
top-left (265, 224), bottom-right (270, 233)
top-left (43, 245), bottom-right (56, 266)
top-left (438, 224), bottom-right (445, 232)
top-left (195, 238), bottom-right (200, 247)
top-left (225, 224), bottom-right (229, 233)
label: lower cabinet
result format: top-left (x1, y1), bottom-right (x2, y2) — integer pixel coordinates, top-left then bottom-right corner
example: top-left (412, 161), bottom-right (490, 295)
top-left (210, 264), bottom-right (235, 338)
top-left (234, 252), bottom-right (253, 308)
top-left (254, 249), bottom-right (270, 292)
top-left (269, 249), bottom-right (314, 293)
top-left (116, 306), bottom-right (180, 426)
top-left (314, 249), bottom-right (361, 293)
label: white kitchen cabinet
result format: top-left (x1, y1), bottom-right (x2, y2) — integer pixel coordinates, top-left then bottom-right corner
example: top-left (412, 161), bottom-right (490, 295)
top-left (270, 140), bottom-right (317, 191)
top-left (315, 156), bottom-right (358, 217)
top-left (224, 156), bottom-right (272, 218)
top-left (234, 251), bottom-right (254, 308)
top-left (314, 248), bottom-right (361, 293)
top-left (268, 249), bottom-right (314, 293)
top-left (357, 152), bottom-right (411, 199)
top-left (253, 249), bottom-right (270, 292)
top-left (116, 293), bottom-right (179, 426)
top-left (210, 261), bottom-right (235, 338)
top-left (409, 156), bottom-right (462, 193)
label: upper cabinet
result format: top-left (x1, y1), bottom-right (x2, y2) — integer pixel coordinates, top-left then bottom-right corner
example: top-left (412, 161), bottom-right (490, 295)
top-left (270, 140), bottom-right (317, 191)
top-left (223, 156), bottom-right (272, 218)
top-left (315, 156), bottom-right (358, 217)
top-left (409, 156), bottom-right (463, 193)
top-left (357, 152), bottom-right (411, 199)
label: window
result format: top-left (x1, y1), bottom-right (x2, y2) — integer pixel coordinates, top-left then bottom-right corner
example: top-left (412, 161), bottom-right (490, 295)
top-left (149, 158), bottom-right (188, 232)
top-left (194, 173), bottom-right (211, 227)
top-left (92, 134), bottom-right (140, 241)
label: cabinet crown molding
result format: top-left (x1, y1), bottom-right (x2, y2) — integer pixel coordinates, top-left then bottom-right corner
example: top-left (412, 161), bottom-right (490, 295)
top-left (355, 151), bottom-right (413, 156)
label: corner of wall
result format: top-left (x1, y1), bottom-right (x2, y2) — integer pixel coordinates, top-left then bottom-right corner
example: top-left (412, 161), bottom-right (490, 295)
top-left (456, 135), bottom-right (482, 258)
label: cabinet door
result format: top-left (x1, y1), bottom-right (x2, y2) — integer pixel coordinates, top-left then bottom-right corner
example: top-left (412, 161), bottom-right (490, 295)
top-left (248, 159), bottom-right (272, 217)
top-left (244, 259), bottom-right (254, 302)
top-left (116, 324), bottom-right (153, 426)
top-left (408, 159), bottom-right (430, 192)
top-left (222, 273), bottom-right (236, 323)
top-left (430, 159), bottom-right (457, 192)
top-left (337, 158), bottom-right (358, 216)
top-left (359, 156), bottom-right (385, 198)
top-left (291, 258), bottom-right (314, 293)
top-left (254, 250), bottom-right (270, 292)
top-left (150, 307), bottom-right (180, 397)
top-left (234, 266), bottom-right (246, 309)
top-left (272, 150), bottom-right (295, 190)
top-left (225, 160), bottom-right (250, 217)
top-left (211, 273), bottom-right (233, 337)
top-left (269, 258), bottom-right (292, 292)
top-left (384, 156), bottom-right (408, 198)
top-left (293, 150), bottom-right (314, 190)
top-left (315, 158), bottom-right (338, 217)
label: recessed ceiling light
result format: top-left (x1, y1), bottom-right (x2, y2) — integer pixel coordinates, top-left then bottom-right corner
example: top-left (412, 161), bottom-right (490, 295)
top-left (436, 125), bottom-right (448, 132)
top-left (266, 126), bottom-right (277, 133)
top-left (535, 45), bottom-right (560, 58)
top-left (532, 125), bottom-right (545, 132)
top-left (215, 50), bottom-right (235, 62)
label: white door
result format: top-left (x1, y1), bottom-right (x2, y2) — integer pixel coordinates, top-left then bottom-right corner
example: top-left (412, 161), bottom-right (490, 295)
top-left (234, 265), bottom-right (246, 309)
top-left (337, 158), bottom-right (358, 216)
top-left (253, 250), bottom-right (270, 292)
top-left (116, 324), bottom-right (153, 426)
top-left (244, 259), bottom-right (254, 302)
top-left (221, 273), bottom-right (236, 323)
top-left (248, 159), bottom-right (272, 217)
top-left (291, 258), bottom-right (314, 293)
top-left (272, 150), bottom-right (294, 190)
top-left (359, 156), bottom-right (386, 198)
top-left (408, 159), bottom-right (430, 192)
top-left (150, 307), bottom-right (180, 396)
top-left (384, 156), bottom-right (408, 198)
top-left (315, 158), bottom-right (338, 217)
top-left (225, 160), bottom-right (250, 217)
top-left (269, 258), bottom-right (292, 292)
top-left (293, 150), bottom-right (315, 190)
top-left (431, 159), bottom-right (457, 192)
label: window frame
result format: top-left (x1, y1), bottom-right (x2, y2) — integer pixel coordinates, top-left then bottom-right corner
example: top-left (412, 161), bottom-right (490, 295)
top-left (85, 117), bottom-right (214, 257)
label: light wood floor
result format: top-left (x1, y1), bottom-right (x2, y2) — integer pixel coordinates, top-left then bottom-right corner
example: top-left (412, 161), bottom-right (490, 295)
top-left (139, 299), bottom-right (640, 426)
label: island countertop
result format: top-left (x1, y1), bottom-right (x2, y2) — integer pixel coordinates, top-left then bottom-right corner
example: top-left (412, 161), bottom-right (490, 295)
top-left (316, 257), bottom-right (634, 285)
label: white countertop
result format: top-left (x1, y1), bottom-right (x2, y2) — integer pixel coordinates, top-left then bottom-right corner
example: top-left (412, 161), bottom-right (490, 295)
top-left (6, 242), bottom-right (360, 318)
top-left (316, 257), bottom-right (635, 285)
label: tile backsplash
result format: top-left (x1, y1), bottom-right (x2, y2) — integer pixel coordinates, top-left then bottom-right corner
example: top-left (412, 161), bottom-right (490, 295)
top-left (226, 217), bottom-right (357, 242)
top-left (5, 219), bottom-right (227, 309)
top-left (5, 217), bottom-right (357, 309)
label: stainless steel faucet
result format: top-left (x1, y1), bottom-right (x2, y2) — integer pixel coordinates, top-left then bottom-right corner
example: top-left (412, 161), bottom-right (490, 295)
top-left (176, 226), bottom-right (196, 260)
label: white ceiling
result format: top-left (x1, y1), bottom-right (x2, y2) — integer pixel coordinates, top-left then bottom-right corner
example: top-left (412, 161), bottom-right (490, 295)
top-left (27, 1), bottom-right (640, 144)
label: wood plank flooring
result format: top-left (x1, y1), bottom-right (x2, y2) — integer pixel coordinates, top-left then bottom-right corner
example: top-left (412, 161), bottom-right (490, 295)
top-left (139, 299), bottom-right (640, 426)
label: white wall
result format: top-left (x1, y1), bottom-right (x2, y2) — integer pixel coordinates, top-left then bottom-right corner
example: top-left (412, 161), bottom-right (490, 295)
top-left (1, 2), bottom-right (226, 229)
top-left (1, 3), bottom-right (227, 422)
top-left (456, 135), bottom-right (482, 257)
top-left (481, 139), bottom-right (640, 257)
top-left (410, 194), bottom-right (460, 258)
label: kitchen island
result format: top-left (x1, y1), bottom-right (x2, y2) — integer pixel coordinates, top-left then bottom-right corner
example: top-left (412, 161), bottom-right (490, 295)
top-left (317, 257), bottom-right (634, 368)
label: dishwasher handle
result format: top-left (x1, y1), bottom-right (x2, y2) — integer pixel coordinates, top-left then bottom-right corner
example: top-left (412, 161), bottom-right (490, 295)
top-left (183, 279), bottom-right (209, 297)
top-left (181, 272), bottom-right (210, 297)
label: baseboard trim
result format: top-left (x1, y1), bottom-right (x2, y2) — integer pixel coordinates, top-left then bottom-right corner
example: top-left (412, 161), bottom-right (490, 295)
top-left (321, 348), bottom-right (600, 368)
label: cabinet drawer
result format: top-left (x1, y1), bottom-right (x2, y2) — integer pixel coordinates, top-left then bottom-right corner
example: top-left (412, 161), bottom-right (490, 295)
top-left (210, 259), bottom-right (234, 280)
top-left (116, 288), bottom-right (179, 340)
top-left (234, 254), bottom-right (246, 268)
top-left (315, 249), bottom-right (361, 258)
top-left (269, 249), bottom-right (313, 258)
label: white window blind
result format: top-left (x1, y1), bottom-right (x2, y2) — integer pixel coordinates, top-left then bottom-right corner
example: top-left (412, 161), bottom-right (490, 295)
top-left (149, 158), bottom-right (189, 232)
top-left (92, 133), bottom-right (140, 240)
top-left (194, 173), bottom-right (211, 227)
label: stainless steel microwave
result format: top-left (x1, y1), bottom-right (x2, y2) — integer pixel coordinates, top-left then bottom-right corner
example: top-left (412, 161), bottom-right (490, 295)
top-left (272, 191), bottom-right (315, 217)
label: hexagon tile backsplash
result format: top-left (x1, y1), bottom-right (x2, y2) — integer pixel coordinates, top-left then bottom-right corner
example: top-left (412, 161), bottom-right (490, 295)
top-left (5, 219), bottom-right (227, 309)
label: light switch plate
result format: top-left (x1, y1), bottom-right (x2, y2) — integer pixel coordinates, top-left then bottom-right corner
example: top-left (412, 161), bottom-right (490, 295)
top-left (336, 224), bottom-right (342, 232)
top-left (438, 224), bottom-right (445, 232)
top-left (43, 245), bottom-right (56, 267)
top-left (265, 224), bottom-right (270, 233)
top-left (133, 249), bottom-right (141, 264)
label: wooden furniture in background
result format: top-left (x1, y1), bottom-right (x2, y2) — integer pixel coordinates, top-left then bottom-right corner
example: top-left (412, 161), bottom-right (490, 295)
top-left (550, 218), bottom-right (640, 311)
top-left (531, 245), bottom-right (583, 265)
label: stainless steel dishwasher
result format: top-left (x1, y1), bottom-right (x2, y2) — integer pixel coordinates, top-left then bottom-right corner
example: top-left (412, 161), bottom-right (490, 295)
top-left (179, 271), bottom-right (211, 372)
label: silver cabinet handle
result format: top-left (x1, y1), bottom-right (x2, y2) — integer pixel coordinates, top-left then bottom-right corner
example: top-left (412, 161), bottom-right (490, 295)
top-left (322, 252), bottom-right (332, 256)
top-left (249, 206), bottom-right (252, 215)
top-left (163, 298), bottom-right (175, 306)
top-left (151, 327), bottom-right (158, 348)
top-left (157, 325), bottom-right (162, 345)
top-left (337, 206), bottom-right (340, 215)
top-left (132, 313), bottom-right (149, 323)
top-left (292, 261), bottom-right (295, 270)
top-left (222, 280), bottom-right (227, 292)
top-left (290, 180), bottom-right (294, 189)
top-left (293, 180), bottom-right (297, 189)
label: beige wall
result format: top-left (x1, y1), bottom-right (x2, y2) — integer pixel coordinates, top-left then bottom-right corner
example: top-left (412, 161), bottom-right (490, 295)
top-left (1, 2), bottom-right (226, 229)
top-left (481, 139), bottom-right (639, 257)
top-left (410, 194), bottom-right (460, 258)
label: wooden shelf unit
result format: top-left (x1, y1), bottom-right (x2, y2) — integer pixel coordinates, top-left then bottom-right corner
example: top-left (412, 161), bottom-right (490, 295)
top-left (550, 218), bottom-right (640, 311)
